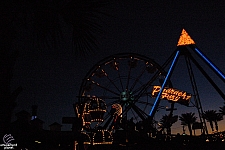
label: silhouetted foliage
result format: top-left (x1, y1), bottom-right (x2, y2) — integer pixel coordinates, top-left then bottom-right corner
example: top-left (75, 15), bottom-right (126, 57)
top-left (0, 0), bottom-right (111, 135)
top-left (219, 104), bottom-right (225, 115)
top-left (159, 114), bottom-right (178, 135)
top-left (179, 112), bottom-right (197, 136)
top-left (203, 110), bottom-right (223, 132)
top-left (2, 0), bottom-right (111, 56)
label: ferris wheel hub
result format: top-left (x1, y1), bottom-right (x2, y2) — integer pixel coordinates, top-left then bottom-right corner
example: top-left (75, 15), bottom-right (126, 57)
top-left (120, 91), bottom-right (134, 104)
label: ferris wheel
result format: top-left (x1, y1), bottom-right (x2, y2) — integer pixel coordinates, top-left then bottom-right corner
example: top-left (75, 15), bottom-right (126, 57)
top-left (76, 53), bottom-right (174, 131)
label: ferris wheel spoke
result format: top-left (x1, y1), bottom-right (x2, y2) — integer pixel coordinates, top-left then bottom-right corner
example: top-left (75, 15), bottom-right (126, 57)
top-left (89, 79), bottom-right (120, 96)
top-left (103, 115), bottom-right (113, 129)
top-left (106, 100), bottom-right (121, 106)
top-left (132, 70), bottom-right (161, 100)
top-left (131, 104), bottom-right (147, 121)
top-left (126, 59), bottom-right (132, 90)
top-left (98, 96), bottom-right (120, 100)
top-left (131, 74), bottom-right (158, 95)
top-left (110, 59), bottom-right (125, 92)
top-left (134, 92), bottom-right (152, 99)
top-left (136, 100), bottom-right (154, 106)
top-left (101, 110), bottom-right (111, 122)
top-left (132, 85), bottom-right (148, 96)
top-left (132, 81), bottom-right (151, 95)
top-left (105, 75), bottom-right (122, 93)
top-left (129, 65), bottom-right (147, 92)
top-left (130, 109), bottom-right (139, 122)
top-left (96, 66), bottom-right (122, 93)
top-left (119, 102), bottom-right (130, 117)
top-left (137, 100), bottom-right (150, 112)
top-left (117, 69), bottom-right (125, 92)
top-left (98, 112), bottom-right (112, 129)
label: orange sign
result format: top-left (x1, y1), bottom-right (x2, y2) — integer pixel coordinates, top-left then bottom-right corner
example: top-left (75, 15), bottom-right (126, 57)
top-left (152, 86), bottom-right (191, 106)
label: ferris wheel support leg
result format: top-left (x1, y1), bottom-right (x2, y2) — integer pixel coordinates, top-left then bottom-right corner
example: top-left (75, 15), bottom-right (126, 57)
top-left (149, 50), bottom-right (180, 117)
top-left (190, 45), bottom-right (225, 83)
top-left (188, 54), bottom-right (225, 100)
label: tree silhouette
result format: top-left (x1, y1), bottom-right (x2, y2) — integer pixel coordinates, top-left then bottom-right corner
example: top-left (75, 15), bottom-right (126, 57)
top-left (159, 114), bottom-right (178, 135)
top-left (2, 0), bottom-right (110, 55)
top-left (179, 112), bottom-right (197, 136)
top-left (203, 110), bottom-right (216, 132)
top-left (214, 113), bottom-right (223, 131)
top-left (0, 0), bottom-right (110, 135)
top-left (219, 104), bottom-right (225, 115)
top-left (219, 104), bottom-right (225, 130)
top-left (203, 110), bottom-right (223, 132)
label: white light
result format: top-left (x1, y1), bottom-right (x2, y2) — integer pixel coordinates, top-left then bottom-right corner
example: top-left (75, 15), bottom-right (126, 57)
top-left (35, 140), bottom-right (41, 144)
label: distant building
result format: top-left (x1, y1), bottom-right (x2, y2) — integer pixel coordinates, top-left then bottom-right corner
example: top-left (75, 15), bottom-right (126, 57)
top-left (31, 118), bottom-right (44, 130)
top-left (10, 110), bottom-right (31, 133)
top-left (10, 109), bottom-right (75, 149)
top-left (15, 110), bottom-right (31, 122)
top-left (49, 122), bottom-right (62, 131)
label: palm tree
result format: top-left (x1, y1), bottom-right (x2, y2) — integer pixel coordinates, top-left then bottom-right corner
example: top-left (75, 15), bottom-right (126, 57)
top-left (214, 113), bottom-right (223, 131)
top-left (219, 104), bottom-right (225, 131)
top-left (202, 110), bottom-right (222, 132)
top-left (219, 104), bottom-right (225, 115)
top-left (179, 112), bottom-right (197, 136)
top-left (159, 114), bottom-right (178, 135)
top-left (2, 0), bottom-right (110, 55)
top-left (0, 0), bottom-right (110, 134)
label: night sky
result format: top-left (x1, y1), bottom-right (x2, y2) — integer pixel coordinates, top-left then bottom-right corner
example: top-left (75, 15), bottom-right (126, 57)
top-left (10, 1), bottom-right (225, 134)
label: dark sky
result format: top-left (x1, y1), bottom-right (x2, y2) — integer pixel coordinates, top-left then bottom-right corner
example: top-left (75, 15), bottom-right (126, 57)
top-left (11, 1), bottom-right (225, 134)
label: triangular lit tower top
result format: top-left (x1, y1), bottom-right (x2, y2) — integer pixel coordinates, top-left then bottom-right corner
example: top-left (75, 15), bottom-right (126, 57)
top-left (177, 29), bottom-right (195, 46)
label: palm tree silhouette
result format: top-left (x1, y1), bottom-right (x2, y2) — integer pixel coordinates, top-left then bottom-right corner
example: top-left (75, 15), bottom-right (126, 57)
top-left (159, 114), bottom-right (178, 135)
top-left (203, 110), bottom-right (216, 132)
top-left (1, 0), bottom-right (110, 135)
top-left (219, 104), bottom-right (225, 130)
top-left (214, 113), bottom-right (223, 131)
top-left (203, 110), bottom-right (223, 132)
top-left (3, 0), bottom-right (110, 55)
top-left (179, 112), bottom-right (197, 136)
top-left (219, 104), bottom-right (225, 115)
